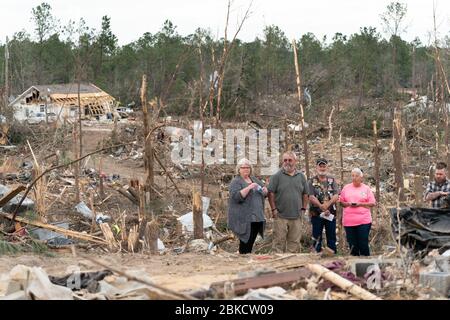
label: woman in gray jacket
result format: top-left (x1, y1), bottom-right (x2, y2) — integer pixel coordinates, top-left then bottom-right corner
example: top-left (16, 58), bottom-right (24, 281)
top-left (228, 159), bottom-right (267, 254)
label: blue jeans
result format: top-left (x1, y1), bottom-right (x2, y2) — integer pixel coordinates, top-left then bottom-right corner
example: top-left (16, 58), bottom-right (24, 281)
top-left (344, 223), bottom-right (372, 256)
top-left (311, 215), bottom-right (337, 253)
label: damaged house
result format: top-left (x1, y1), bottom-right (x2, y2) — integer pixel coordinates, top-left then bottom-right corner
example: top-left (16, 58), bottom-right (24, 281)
top-left (8, 83), bottom-right (116, 123)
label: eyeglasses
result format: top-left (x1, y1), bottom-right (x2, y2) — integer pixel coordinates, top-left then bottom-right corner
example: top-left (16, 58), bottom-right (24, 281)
top-left (283, 159), bottom-right (294, 163)
top-left (240, 166), bottom-right (251, 169)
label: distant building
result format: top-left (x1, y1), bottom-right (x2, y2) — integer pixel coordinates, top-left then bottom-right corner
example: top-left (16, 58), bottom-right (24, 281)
top-left (8, 83), bottom-right (116, 122)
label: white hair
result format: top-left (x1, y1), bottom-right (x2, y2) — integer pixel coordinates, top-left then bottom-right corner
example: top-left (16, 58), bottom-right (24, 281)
top-left (352, 168), bottom-right (364, 177)
top-left (283, 151), bottom-right (298, 160)
top-left (236, 158), bottom-right (253, 175)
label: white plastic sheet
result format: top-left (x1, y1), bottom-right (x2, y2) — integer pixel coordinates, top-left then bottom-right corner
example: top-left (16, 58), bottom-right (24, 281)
top-left (177, 197), bottom-right (213, 233)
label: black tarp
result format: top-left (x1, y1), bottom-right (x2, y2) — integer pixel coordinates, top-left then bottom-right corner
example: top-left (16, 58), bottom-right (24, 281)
top-left (390, 207), bottom-right (450, 252)
top-left (49, 270), bottom-right (113, 292)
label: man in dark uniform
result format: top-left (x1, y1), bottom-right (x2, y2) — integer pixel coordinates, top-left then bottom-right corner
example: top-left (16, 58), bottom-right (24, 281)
top-left (308, 158), bottom-right (340, 254)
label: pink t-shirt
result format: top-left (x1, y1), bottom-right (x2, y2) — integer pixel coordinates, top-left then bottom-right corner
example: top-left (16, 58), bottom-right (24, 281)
top-left (339, 183), bottom-right (376, 227)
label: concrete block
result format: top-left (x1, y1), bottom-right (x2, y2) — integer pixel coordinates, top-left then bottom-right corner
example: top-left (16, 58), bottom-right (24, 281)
top-left (419, 272), bottom-right (450, 297)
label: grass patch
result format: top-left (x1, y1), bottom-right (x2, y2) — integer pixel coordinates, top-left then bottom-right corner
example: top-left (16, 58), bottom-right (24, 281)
top-left (0, 234), bottom-right (54, 257)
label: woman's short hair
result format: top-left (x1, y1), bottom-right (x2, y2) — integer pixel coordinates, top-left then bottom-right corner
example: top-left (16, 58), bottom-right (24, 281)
top-left (352, 168), bottom-right (364, 177)
top-left (236, 158), bottom-right (253, 175)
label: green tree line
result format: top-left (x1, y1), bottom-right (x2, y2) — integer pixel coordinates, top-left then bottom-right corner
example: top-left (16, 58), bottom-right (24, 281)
top-left (0, 2), bottom-right (444, 117)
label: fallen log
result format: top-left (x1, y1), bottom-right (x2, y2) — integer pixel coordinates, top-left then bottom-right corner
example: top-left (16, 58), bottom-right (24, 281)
top-left (212, 234), bottom-right (234, 246)
top-left (0, 211), bottom-right (108, 246)
top-left (202, 268), bottom-right (311, 299)
top-left (126, 185), bottom-right (140, 203)
top-left (306, 263), bottom-right (381, 300)
top-left (113, 186), bottom-right (139, 205)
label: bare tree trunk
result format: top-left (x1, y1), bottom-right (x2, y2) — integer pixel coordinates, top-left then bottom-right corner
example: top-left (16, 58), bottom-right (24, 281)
top-left (338, 133), bottom-right (344, 252)
top-left (401, 127), bottom-right (408, 170)
top-left (99, 158), bottom-right (105, 200)
top-left (193, 190), bottom-right (203, 239)
top-left (431, 76), bottom-right (436, 114)
top-left (435, 65), bottom-right (440, 113)
top-left (138, 183), bottom-right (145, 222)
top-left (392, 108), bottom-right (405, 202)
top-left (145, 219), bottom-right (159, 254)
top-left (199, 46), bottom-right (206, 196)
top-left (214, 0), bottom-right (252, 125)
top-left (89, 193), bottom-right (96, 234)
top-left (412, 45), bottom-right (416, 97)
top-left (328, 106), bottom-right (335, 142)
top-left (73, 124), bottom-right (80, 203)
top-left (373, 121), bottom-right (381, 224)
top-left (209, 47), bottom-right (216, 120)
top-left (75, 69), bottom-right (83, 204)
top-left (432, 5), bottom-right (450, 165)
top-left (414, 174), bottom-right (423, 207)
top-left (292, 39), bottom-right (310, 179)
top-left (339, 133), bottom-right (344, 185)
top-left (3, 36), bottom-right (9, 113)
top-left (446, 111), bottom-right (450, 166)
top-left (284, 114), bottom-right (289, 151)
top-left (141, 75), bottom-right (154, 195)
top-left (78, 76), bottom-right (82, 158)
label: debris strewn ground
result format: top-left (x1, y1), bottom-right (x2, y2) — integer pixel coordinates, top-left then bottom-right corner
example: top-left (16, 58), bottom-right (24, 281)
top-left (0, 111), bottom-right (449, 300)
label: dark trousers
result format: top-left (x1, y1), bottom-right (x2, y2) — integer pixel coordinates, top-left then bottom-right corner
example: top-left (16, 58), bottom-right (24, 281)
top-left (311, 215), bottom-right (337, 253)
top-left (239, 222), bottom-right (264, 254)
top-left (345, 223), bottom-right (372, 256)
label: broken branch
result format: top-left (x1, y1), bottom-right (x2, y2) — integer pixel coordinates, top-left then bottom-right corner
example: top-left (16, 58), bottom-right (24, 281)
top-left (11, 142), bottom-right (135, 221)
top-left (0, 211), bottom-right (108, 245)
top-left (306, 264), bottom-right (381, 300)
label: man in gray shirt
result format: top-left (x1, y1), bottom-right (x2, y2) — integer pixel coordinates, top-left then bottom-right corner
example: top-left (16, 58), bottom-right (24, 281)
top-left (268, 151), bottom-right (309, 253)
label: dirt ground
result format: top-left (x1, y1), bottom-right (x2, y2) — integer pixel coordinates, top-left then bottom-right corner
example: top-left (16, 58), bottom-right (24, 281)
top-left (82, 123), bottom-right (146, 180)
top-left (0, 251), bottom-right (347, 292)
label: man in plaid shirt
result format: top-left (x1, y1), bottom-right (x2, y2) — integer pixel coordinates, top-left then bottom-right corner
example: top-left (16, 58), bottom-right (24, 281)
top-left (424, 162), bottom-right (450, 208)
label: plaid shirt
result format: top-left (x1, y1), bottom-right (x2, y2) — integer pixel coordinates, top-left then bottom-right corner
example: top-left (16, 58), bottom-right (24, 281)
top-left (424, 179), bottom-right (450, 208)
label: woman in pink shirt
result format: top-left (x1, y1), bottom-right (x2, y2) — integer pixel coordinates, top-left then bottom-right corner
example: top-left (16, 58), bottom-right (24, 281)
top-left (339, 168), bottom-right (376, 256)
